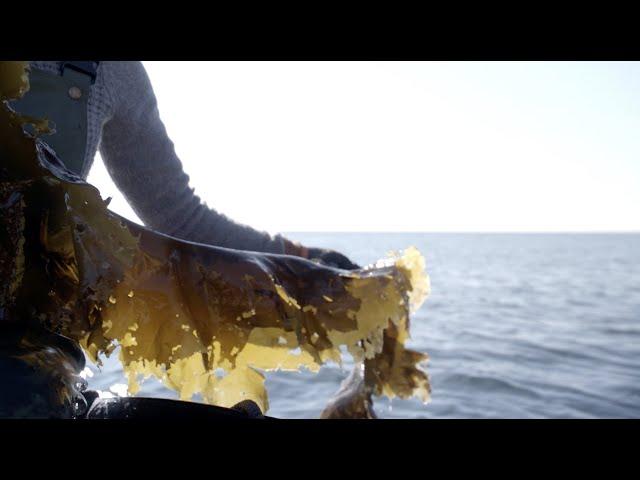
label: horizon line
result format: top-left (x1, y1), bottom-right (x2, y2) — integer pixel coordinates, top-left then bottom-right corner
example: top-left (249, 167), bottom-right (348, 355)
top-left (281, 230), bottom-right (640, 234)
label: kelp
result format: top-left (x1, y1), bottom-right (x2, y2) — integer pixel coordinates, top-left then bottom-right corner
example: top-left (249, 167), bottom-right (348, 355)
top-left (0, 61), bottom-right (431, 417)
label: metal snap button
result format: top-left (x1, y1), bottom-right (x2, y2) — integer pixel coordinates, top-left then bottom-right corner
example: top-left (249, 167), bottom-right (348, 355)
top-left (68, 86), bottom-right (83, 100)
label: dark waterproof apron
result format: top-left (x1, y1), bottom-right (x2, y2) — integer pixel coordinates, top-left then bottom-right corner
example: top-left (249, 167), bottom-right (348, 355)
top-left (9, 61), bottom-right (98, 176)
top-left (1, 62), bottom-right (98, 417)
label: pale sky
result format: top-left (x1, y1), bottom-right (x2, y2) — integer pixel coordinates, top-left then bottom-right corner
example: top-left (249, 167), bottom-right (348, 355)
top-left (88, 61), bottom-right (640, 233)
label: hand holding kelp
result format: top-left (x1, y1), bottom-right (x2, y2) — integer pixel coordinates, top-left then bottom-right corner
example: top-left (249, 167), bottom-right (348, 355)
top-left (0, 61), bottom-right (430, 417)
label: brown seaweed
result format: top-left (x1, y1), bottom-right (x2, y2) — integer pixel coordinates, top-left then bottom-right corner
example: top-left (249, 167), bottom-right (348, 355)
top-left (0, 61), bottom-right (431, 417)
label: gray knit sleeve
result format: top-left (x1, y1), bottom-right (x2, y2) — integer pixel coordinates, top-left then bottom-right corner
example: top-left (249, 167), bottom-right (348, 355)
top-left (98, 61), bottom-right (286, 253)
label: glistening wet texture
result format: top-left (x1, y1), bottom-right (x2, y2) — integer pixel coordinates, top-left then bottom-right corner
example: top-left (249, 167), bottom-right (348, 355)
top-left (0, 61), bottom-right (430, 417)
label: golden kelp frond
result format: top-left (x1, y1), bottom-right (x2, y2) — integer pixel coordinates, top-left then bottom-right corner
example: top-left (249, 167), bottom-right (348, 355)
top-left (320, 364), bottom-right (377, 419)
top-left (0, 61), bottom-right (430, 416)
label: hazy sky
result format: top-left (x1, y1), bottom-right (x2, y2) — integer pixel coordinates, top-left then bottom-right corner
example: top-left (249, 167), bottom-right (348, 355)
top-left (88, 61), bottom-right (640, 233)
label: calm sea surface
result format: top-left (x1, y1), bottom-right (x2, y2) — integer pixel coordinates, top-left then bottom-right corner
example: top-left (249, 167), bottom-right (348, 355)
top-left (88, 233), bottom-right (640, 418)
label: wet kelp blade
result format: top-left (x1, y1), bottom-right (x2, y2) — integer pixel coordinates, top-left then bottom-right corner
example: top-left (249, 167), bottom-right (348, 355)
top-left (0, 61), bottom-right (431, 417)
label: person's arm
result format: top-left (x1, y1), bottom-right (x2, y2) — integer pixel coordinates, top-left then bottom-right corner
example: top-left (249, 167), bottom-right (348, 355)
top-left (98, 61), bottom-right (286, 253)
top-left (98, 61), bottom-right (359, 269)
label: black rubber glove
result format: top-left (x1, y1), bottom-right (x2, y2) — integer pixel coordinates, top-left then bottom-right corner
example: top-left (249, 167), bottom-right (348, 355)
top-left (282, 238), bottom-right (360, 270)
top-left (305, 247), bottom-right (360, 270)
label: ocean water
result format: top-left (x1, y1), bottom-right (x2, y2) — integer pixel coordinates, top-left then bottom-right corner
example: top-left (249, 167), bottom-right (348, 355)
top-left (87, 233), bottom-right (640, 419)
